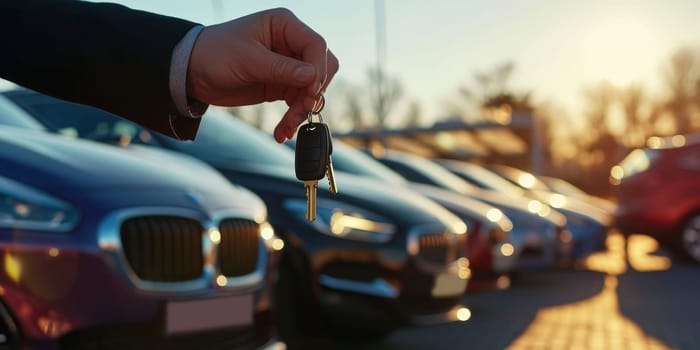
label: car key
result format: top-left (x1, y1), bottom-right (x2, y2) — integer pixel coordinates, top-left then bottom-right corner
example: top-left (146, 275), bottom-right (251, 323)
top-left (326, 127), bottom-right (338, 195)
top-left (295, 116), bottom-right (331, 221)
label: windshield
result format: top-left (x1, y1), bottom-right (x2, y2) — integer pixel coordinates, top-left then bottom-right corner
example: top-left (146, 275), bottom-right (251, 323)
top-left (331, 142), bottom-right (407, 184)
top-left (3, 92), bottom-right (142, 141)
top-left (540, 177), bottom-right (587, 196)
top-left (0, 94), bottom-right (46, 131)
top-left (382, 153), bottom-right (476, 194)
top-left (159, 109), bottom-right (294, 167)
top-left (488, 165), bottom-right (551, 191)
top-left (446, 161), bottom-right (524, 194)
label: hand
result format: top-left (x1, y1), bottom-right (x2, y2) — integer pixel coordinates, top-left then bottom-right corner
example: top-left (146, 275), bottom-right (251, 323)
top-left (186, 8), bottom-right (339, 143)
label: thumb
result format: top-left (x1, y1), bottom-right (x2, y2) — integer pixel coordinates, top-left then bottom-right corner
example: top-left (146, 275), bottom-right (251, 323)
top-left (253, 51), bottom-right (316, 87)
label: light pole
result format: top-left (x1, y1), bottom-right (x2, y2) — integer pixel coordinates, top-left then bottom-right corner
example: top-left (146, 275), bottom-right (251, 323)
top-left (374, 0), bottom-right (387, 151)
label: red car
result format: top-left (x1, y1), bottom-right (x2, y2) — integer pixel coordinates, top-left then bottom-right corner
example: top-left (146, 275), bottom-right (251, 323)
top-left (612, 134), bottom-right (700, 262)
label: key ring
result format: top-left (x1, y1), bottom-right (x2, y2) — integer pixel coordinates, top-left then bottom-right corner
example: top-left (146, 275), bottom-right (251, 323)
top-left (307, 95), bottom-right (325, 123)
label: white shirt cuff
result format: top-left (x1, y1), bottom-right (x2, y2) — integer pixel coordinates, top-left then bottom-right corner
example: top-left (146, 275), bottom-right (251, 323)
top-left (169, 25), bottom-right (208, 118)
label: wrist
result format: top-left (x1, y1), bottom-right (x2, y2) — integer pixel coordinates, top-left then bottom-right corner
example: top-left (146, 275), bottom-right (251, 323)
top-left (170, 25), bottom-right (209, 118)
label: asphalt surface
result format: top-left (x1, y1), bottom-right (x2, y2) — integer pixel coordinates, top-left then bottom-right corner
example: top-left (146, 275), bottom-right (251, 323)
top-left (331, 233), bottom-right (700, 350)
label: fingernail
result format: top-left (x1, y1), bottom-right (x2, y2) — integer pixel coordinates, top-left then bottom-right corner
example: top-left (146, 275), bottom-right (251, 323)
top-left (273, 127), bottom-right (285, 143)
top-left (294, 65), bottom-right (315, 83)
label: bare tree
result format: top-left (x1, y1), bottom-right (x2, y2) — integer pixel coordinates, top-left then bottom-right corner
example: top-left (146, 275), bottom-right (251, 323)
top-left (344, 88), bottom-right (366, 129)
top-left (368, 67), bottom-right (403, 128)
top-left (618, 83), bottom-right (649, 145)
top-left (581, 80), bottom-right (615, 146)
top-left (661, 47), bottom-right (700, 133)
top-left (457, 62), bottom-right (532, 113)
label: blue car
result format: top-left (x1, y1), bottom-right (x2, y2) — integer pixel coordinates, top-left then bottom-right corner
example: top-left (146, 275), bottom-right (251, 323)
top-left (0, 121), bottom-right (279, 349)
top-left (439, 160), bottom-right (609, 260)
top-left (329, 146), bottom-right (569, 270)
top-left (2, 89), bottom-right (472, 343)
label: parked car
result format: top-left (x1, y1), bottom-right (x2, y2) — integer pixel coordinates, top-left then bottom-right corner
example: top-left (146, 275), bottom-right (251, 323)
top-left (537, 175), bottom-right (616, 214)
top-left (486, 164), bottom-right (614, 219)
top-left (439, 160), bottom-right (609, 260)
top-left (331, 147), bottom-right (568, 270)
top-left (2, 89), bottom-right (472, 341)
top-left (289, 140), bottom-right (517, 285)
top-left (0, 126), bottom-right (279, 349)
top-left (611, 136), bottom-right (700, 262)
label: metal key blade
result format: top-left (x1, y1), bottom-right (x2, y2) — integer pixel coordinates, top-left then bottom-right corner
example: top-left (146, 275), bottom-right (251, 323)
top-left (327, 156), bottom-right (338, 195)
top-left (304, 180), bottom-right (318, 221)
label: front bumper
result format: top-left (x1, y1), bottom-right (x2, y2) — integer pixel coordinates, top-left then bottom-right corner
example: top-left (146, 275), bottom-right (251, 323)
top-left (508, 226), bottom-right (558, 270)
top-left (0, 205), bottom-right (275, 349)
top-left (0, 247), bottom-right (273, 350)
top-left (310, 225), bottom-right (469, 325)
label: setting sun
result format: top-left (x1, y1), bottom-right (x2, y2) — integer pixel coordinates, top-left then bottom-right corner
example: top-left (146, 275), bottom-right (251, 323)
top-left (577, 11), bottom-right (662, 85)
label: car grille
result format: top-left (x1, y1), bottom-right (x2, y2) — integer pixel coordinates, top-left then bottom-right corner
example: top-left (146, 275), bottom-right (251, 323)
top-left (218, 219), bottom-right (260, 277)
top-left (417, 233), bottom-right (450, 265)
top-left (120, 216), bottom-right (204, 282)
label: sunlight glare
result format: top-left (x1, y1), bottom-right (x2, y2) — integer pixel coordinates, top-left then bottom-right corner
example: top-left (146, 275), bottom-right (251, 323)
top-left (486, 208), bottom-right (504, 222)
top-left (500, 243), bottom-right (515, 257)
top-left (456, 307), bottom-right (471, 322)
top-left (452, 221), bottom-right (467, 235)
top-left (216, 275), bottom-right (228, 287)
top-left (610, 165), bottom-right (624, 181)
top-left (627, 234), bottom-right (671, 271)
top-left (271, 238), bottom-right (285, 251)
top-left (259, 223), bottom-right (275, 240)
top-left (549, 194), bottom-right (567, 209)
top-left (647, 136), bottom-right (663, 149)
top-left (578, 13), bottom-right (661, 85)
top-left (671, 135), bottom-right (686, 147)
top-left (4, 253), bottom-right (21, 283)
top-left (527, 200), bottom-right (542, 213)
top-left (208, 228), bottom-right (221, 245)
top-left (517, 173), bottom-right (536, 189)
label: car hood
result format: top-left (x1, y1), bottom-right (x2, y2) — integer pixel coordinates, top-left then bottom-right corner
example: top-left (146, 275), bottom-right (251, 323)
top-left (466, 187), bottom-right (567, 227)
top-left (0, 128), bottom-right (264, 215)
top-left (213, 160), bottom-right (466, 232)
top-left (410, 183), bottom-right (513, 232)
top-left (529, 190), bottom-right (612, 225)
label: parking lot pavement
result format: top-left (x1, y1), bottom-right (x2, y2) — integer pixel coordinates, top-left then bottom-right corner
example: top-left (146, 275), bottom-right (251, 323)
top-left (334, 233), bottom-right (700, 350)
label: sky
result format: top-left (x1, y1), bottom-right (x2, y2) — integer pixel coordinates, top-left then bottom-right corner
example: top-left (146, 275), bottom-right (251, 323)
top-left (6, 1), bottom-right (700, 133)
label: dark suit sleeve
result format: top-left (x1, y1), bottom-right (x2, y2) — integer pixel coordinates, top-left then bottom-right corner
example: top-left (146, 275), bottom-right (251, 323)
top-left (0, 0), bottom-right (201, 140)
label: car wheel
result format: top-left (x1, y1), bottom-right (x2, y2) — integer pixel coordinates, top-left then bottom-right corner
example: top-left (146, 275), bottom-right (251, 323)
top-left (0, 300), bottom-right (19, 350)
top-left (680, 214), bottom-right (700, 263)
top-left (273, 239), bottom-right (326, 348)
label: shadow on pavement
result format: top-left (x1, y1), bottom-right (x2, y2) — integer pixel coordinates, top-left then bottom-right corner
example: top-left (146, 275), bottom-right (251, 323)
top-left (367, 270), bottom-right (606, 350)
top-left (617, 243), bottom-right (700, 349)
top-left (329, 232), bottom-right (694, 349)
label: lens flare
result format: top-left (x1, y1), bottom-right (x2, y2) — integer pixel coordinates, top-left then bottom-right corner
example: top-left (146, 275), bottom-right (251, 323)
top-left (456, 307), bottom-right (472, 321)
top-left (216, 275), bottom-right (228, 287)
top-left (272, 238), bottom-right (285, 251)
top-left (500, 243), bottom-right (515, 257)
top-left (209, 228), bottom-right (221, 244)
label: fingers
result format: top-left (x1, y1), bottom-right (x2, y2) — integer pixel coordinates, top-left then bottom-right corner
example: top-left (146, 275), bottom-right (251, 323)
top-left (278, 49), bottom-right (339, 140)
top-left (274, 101), bottom-right (307, 143)
top-left (267, 9), bottom-right (329, 97)
top-left (249, 49), bottom-right (317, 87)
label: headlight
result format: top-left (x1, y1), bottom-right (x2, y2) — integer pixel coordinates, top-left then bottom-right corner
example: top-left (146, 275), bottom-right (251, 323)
top-left (0, 176), bottom-right (80, 232)
top-left (259, 222), bottom-right (285, 251)
top-left (548, 194), bottom-right (567, 209)
top-left (283, 198), bottom-right (396, 243)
